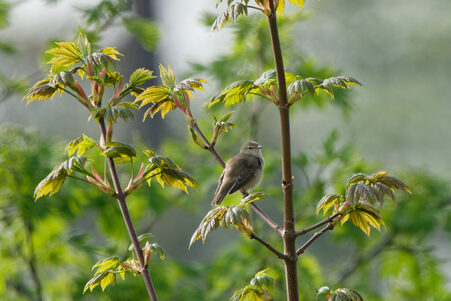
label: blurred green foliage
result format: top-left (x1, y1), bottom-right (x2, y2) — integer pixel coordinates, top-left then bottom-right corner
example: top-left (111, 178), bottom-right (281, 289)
top-left (0, 1), bottom-right (450, 301)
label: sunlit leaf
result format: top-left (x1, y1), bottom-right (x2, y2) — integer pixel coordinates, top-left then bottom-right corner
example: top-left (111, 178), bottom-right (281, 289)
top-left (316, 194), bottom-right (343, 215)
top-left (159, 64), bottom-right (176, 88)
top-left (145, 154), bottom-right (197, 193)
top-left (209, 80), bottom-right (256, 107)
top-left (65, 134), bottom-right (96, 156)
top-left (230, 268), bottom-right (274, 301)
top-left (128, 68), bottom-right (155, 87)
top-left (189, 204), bottom-right (252, 248)
top-left (34, 156), bottom-right (87, 200)
top-left (99, 47), bottom-right (123, 61)
top-left (103, 143), bottom-right (136, 159)
top-left (212, 2), bottom-right (248, 31)
top-left (135, 86), bottom-right (171, 107)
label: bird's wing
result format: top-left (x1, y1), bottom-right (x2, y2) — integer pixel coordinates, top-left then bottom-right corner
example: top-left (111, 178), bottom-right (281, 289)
top-left (228, 155), bottom-right (260, 194)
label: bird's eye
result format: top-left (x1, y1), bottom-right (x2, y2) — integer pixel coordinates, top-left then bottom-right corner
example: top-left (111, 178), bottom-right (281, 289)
top-left (248, 146), bottom-right (252, 149)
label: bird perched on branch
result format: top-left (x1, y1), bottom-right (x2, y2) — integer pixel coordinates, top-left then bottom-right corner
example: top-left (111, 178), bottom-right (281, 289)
top-left (211, 141), bottom-right (264, 206)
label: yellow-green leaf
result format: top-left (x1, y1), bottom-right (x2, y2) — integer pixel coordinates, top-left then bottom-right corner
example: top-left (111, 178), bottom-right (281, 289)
top-left (100, 47), bottom-right (123, 61)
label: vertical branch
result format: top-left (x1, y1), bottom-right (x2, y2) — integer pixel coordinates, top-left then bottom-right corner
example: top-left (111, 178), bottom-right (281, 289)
top-left (267, 1), bottom-right (299, 300)
top-left (98, 118), bottom-right (158, 301)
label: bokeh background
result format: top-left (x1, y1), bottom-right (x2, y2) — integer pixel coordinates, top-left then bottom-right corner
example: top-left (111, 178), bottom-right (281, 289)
top-left (0, 0), bottom-right (450, 300)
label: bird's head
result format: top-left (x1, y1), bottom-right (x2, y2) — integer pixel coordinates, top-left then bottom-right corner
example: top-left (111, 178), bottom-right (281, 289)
top-left (240, 141), bottom-right (263, 156)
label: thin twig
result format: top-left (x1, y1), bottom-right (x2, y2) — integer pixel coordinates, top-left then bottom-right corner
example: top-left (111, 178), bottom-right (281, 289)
top-left (296, 223), bottom-right (334, 257)
top-left (250, 202), bottom-right (283, 235)
top-left (249, 233), bottom-right (287, 260)
top-left (295, 213), bottom-right (340, 237)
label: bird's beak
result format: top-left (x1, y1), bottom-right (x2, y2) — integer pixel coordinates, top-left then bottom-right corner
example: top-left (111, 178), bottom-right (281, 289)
top-left (257, 145), bottom-right (263, 149)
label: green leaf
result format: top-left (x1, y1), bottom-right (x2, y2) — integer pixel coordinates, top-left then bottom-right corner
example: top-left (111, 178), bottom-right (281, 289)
top-left (90, 104), bottom-right (137, 123)
top-left (65, 134), bottom-right (96, 156)
top-left (46, 42), bottom-right (83, 72)
top-left (99, 47), bottom-right (123, 61)
top-left (92, 257), bottom-right (121, 275)
top-left (230, 268), bottom-right (274, 301)
top-left (146, 154), bottom-right (197, 193)
top-left (241, 192), bottom-right (265, 204)
top-left (159, 64), bottom-right (176, 88)
top-left (34, 156), bottom-right (87, 200)
top-left (129, 68), bottom-right (155, 87)
top-left (212, 2), bottom-right (248, 31)
top-left (123, 17), bottom-right (160, 51)
top-left (316, 194), bottom-right (343, 215)
top-left (24, 82), bottom-right (59, 103)
top-left (316, 286), bottom-right (332, 297)
top-left (189, 204), bottom-right (252, 248)
top-left (103, 143), bottom-right (136, 159)
top-left (209, 80), bottom-right (256, 107)
top-left (135, 86), bottom-right (171, 107)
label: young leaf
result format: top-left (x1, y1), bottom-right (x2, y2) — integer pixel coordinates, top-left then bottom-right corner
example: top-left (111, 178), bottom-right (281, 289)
top-left (230, 268), bottom-right (274, 301)
top-left (145, 154), bottom-right (197, 193)
top-left (103, 143), bottom-right (136, 159)
top-left (209, 80), bottom-right (256, 107)
top-left (99, 47), bottom-right (123, 61)
top-left (189, 204), bottom-right (252, 248)
top-left (316, 194), bottom-right (343, 215)
top-left (34, 156), bottom-right (87, 200)
top-left (211, 2), bottom-right (248, 31)
top-left (128, 68), bottom-right (155, 87)
top-left (65, 134), bottom-right (96, 156)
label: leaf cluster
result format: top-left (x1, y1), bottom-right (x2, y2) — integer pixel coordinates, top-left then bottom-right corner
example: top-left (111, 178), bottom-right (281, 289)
top-left (189, 193), bottom-right (263, 248)
top-left (316, 286), bottom-right (363, 301)
top-left (134, 64), bottom-right (208, 120)
top-left (230, 269), bottom-right (274, 301)
top-left (316, 171), bottom-right (410, 235)
top-left (83, 237), bottom-right (165, 294)
top-left (209, 68), bottom-right (361, 108)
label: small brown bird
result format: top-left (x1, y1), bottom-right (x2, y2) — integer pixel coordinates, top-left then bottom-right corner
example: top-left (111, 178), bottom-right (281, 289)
top-left (211, 141), bottom-right (264, 206)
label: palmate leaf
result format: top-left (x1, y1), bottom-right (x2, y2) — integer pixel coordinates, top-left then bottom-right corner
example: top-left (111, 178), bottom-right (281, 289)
top-left (34, 156), bottom-right (87, 200)
top-left (209, 80), bottom-right (256, 107)
top-left (346, 170), bottom-right (410, 207)
top-left (189, 204), bottom-right (252, 248)
top-left (145, 154), bottom-right (197, 193)
top-left (159, 64), bottom-right (176, 88)
top-left (99, 47), bottom-right (123, 61)
top-left (65, 134), bottom-right (96, 156)
top-left (317, 286), bottom-right (363, 301)
top-left (128, 68), bottom-right (155, 87)
top-left (316, 194), bottom-right (343, 215)
top-left (231, 268), bottom-right (274, 301)
top-left (103, 142), bottom-right (136, 162)
top-left (90, 103), bottom-right (138, 123)
top-left (24, 81), bottom-right (59, 103)
top-left (212, 2), bottom-right (248, 31)
top-left (174, 78), bottom-right (208, 93)
top-left (318, 76), bottom-right (362, 100)
top-left (346, 201), bottom-right (385, 236)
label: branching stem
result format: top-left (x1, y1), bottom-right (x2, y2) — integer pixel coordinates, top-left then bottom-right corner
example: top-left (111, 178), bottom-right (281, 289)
top-left (296, 223), bottom-right (334, 256)
top-left (98, 117), bottom-right (158, 301)
top-left (295, 213), bottom-right (341, 237)
top-left (249, 233), bottom-right (287, 260)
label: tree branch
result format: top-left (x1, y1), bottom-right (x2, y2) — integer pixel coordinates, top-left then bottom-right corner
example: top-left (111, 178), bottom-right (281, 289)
top-left (296, 223), bottom-right (334, 257)
top-left (99, 117), bottom-right (158, 301)
top-left (267, 1), bottom-right (298, 300)
top-left (249, 233), bottom-right (287, 260)
top-left (295, 213), bottom-right (341, 237)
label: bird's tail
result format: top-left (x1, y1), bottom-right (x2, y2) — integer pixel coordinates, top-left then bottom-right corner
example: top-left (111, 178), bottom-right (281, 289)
top-left (211, 184), bottom-right (232, 206)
